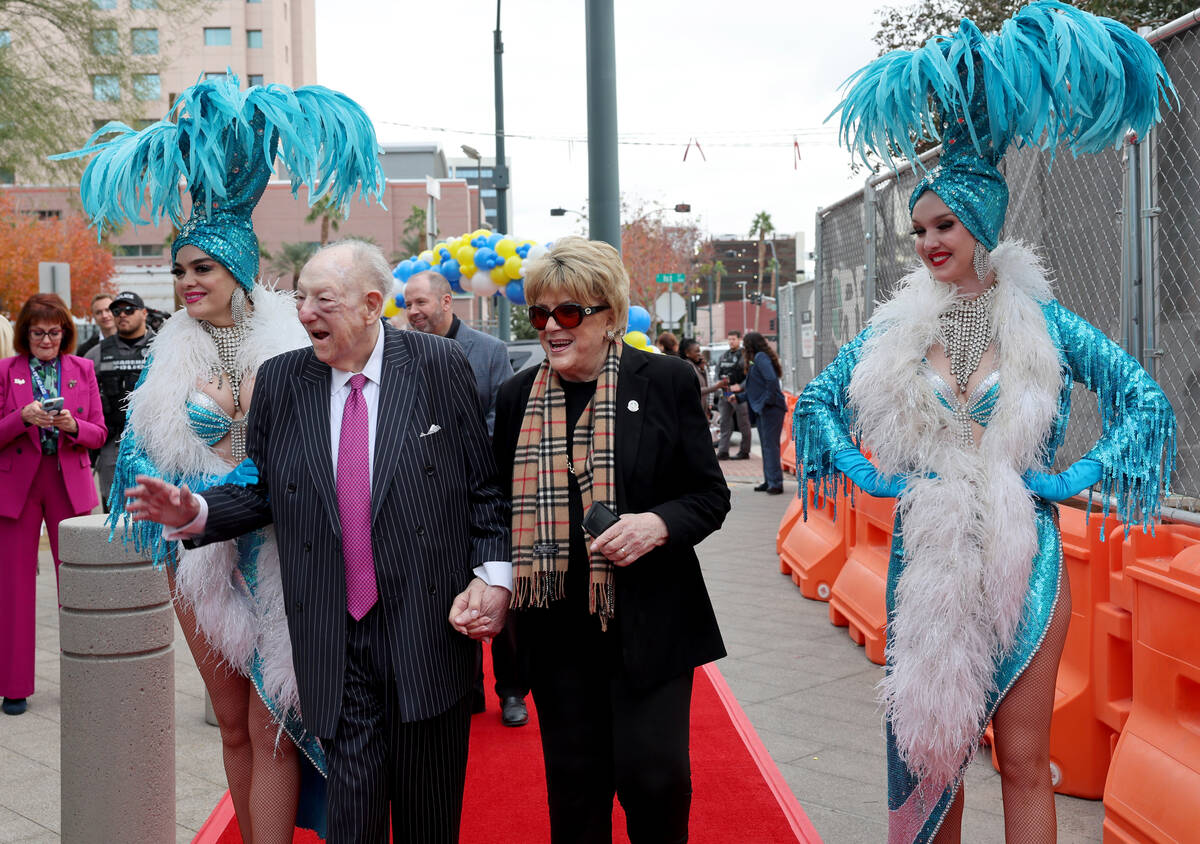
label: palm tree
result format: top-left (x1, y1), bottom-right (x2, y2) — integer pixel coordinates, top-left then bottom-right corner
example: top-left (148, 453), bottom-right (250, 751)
top-left (712, 259), bottom-right (726, 307)
top-left (305, 196), bottom-right (342, 246)
top-left (262, 242), bottom-right (317, 290)
top-left (748, 211), bottom-right (775, 305)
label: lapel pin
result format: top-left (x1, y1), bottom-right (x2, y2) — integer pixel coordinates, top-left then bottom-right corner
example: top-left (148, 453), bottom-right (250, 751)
top-left (68, 379), bottom-right (77, 388)
top-left (627, 400), bottom-right (640, 413)
top-left (14, 378), bottom-right (25, 385)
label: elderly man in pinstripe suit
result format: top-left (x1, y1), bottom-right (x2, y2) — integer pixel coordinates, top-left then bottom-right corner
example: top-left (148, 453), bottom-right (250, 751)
top-left (125, 240), bottom-right (512, 843)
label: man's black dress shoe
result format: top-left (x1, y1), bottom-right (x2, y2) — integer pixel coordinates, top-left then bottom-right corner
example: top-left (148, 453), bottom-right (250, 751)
top-left (753, 482), bottom-right (769, 492)
top-left (766, 487), bottom-right (784, 495)
top-left (501, 695), bottom-right (529, 727)
top-left (717, 453), bottom-right (730, 460)
top-left (733, 454), bottom-right (751, 460)
top-left (2, 697), bottom-right (27, 716)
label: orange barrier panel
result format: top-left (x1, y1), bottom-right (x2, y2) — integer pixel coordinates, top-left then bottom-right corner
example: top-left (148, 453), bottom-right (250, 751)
top-left (779, 483), bottom-right (851, 601)
top-left (1108, 523), bottom-right (1200, 613)
top-left (776, 493), bottom-right (805, 562)
top-left (828, 490), bottom-right (894, 664)
top-left (781, 394), bottom-right (798, 475)
top-left (1103, 542), bottom-right (1200, 842)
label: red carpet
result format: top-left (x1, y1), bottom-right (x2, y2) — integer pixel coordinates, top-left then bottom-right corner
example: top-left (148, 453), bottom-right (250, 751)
top-left (196, 660), bottom-right (820, 843)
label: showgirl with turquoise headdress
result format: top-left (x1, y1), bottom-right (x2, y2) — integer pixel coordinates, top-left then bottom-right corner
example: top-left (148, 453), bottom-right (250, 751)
top-left (56, 73), bottom-right (384, 840)
top-left (795, 3), bottom-right (1176, 841)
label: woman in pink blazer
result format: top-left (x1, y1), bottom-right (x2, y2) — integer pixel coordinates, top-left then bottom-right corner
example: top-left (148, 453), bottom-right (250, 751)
top-left (0, 293), bottom-right (106, 716)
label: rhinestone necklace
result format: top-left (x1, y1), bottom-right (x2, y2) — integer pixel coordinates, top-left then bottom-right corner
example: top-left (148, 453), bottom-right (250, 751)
top-left (201, 320), bottom-right (248, 461)
top-left (939, 283), bottom-right (997, 393)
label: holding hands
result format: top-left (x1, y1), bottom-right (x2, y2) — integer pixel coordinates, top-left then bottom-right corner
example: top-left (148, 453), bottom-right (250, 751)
top-left (449, 578), bottom-right (509, 641)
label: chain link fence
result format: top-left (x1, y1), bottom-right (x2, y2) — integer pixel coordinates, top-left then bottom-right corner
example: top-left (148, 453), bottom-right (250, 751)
top-left (782, 12), bottom-right (1200, 505)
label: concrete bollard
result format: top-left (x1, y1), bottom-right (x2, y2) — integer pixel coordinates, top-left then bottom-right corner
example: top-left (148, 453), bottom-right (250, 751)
top-left (58, 514), bottom-right (175, 844)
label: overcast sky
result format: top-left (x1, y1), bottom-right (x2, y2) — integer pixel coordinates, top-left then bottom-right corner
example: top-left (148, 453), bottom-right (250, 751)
top-left (313, 0), bottom-right (885, 263)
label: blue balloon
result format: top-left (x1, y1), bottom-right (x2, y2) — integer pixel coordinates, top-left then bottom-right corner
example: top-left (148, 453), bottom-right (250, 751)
top-left (471, 235), bottom-right (487, 248)
top-left (505, 280), bottom-right (525, 305)
top-left (516, 244), bottom-right (530, 258)
top-left (394, 292), bottom-right (406, 309)
top-left (448, 276), bottom-right (464, 294)
top-left (486, 233), bottom-right (503, 248)
top-left (627, 305), bottom-right (651, 334)
top-left (393, 259), bottom-right (413, 281)
top-left (474, 247), bottom-right (497, 269)
top-left (440, 258), bottom-right (461, 283)
top-left (437, 247), bottom-right (451, 262)
top-left (411, 259), bottom-right (432, 273)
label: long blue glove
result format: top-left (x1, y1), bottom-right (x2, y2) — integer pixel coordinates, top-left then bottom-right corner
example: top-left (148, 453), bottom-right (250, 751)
top-left (220, 457), bottom-right (260, 488)
top-left (834, 449), bottom-right (906, 499)
top-left (1023, 458), bottom-right (1102, 502)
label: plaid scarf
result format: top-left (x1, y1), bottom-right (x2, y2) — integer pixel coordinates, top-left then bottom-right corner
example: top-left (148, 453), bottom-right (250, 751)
top-left (511, 342), bottom-right (621, 627)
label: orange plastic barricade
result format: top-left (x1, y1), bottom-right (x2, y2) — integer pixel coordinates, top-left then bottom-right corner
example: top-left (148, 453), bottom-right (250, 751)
top-left (781, 394), bottom-right (798, 475)
top-left (778, 483), bottom-right (850, 601)
top-left (828, 490), bottom-right (894, 664)
top-left (776, 493), bottom-right (805, 561)
top-left (1103, 541), bottom-right (1200, 842)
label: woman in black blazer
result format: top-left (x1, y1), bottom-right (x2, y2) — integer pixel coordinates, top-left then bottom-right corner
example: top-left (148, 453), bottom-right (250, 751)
top-left (493, 236), bottom-right (730, 843)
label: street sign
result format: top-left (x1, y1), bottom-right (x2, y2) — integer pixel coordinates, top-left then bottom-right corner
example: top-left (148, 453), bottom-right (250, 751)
top-left (654, 291), bottom-right (687, 325)
top-left (39, 262), bottom-right (70, 308)
top-left (655, 272), bottom-right (686, 284)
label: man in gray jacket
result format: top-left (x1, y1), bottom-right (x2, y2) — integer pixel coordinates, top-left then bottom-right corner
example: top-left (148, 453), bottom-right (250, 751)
top-left (405, 270), bottom-right (529, 726)
top-left (406, 271), bottom-right (512, 436)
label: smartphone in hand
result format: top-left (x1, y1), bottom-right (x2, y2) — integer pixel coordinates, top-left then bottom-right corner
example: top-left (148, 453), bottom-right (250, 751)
top-left (581, 501), bottom-right (620, 538)
top-left (40, 397), bottom-right (65, 414)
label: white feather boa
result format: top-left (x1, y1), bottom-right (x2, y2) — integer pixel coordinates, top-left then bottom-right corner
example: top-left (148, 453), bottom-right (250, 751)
top-left (848, 241), bottom-right (1064, 784)
top-left (126, 284), bottom-right (309, 714)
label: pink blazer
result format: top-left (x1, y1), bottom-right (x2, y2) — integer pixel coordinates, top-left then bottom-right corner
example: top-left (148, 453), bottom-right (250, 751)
top-left (0, 354), bottom-right (107, 519)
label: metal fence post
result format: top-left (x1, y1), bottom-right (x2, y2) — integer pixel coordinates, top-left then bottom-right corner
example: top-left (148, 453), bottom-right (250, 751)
top-left (862, 181), bottom-right (877, 320)
top-left (813, 209), bottom-right (824, 369)
top-left (1121, 135), bottom-right (1143, 360)
top-left (1139, 124), bottom-right (1162, 380)
top-left (58, 514), bottom-right (175, 843)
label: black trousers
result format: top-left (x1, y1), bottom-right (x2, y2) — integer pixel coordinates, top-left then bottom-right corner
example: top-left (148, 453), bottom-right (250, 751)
top-left (324, 607), bottom-right (471, 844)
top-left (525, 606), bottom-right (695, 844)
top-left (474, 618), bottom-right (530, 702)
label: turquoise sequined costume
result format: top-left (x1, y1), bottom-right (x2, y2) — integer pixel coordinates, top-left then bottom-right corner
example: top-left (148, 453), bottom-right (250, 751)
top-left (795, 243), bottom-right (1174, 841)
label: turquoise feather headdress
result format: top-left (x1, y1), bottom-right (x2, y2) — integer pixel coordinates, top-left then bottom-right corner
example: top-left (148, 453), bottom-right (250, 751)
top-left (53, 73), bottom-right (386, 289)
top-left (831, 1), bottom-right (1175, 249)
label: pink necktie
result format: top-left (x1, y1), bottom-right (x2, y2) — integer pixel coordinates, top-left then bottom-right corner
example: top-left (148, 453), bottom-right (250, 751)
top-left (338, 373), bottom-right (377, 619)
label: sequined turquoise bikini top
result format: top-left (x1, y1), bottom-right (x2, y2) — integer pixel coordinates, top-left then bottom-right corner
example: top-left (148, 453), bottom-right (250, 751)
top-left (926, 366), bottom-right (1001, 444)
top-left (186, 390), bottom-right (236, 447)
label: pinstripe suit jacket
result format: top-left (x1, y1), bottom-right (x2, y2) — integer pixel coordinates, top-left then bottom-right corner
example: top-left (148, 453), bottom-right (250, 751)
top-left (192, 325), bottom-right (510, 737)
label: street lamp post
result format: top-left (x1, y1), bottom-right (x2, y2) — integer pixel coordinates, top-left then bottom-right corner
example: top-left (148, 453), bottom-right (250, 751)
top-left (492, 0), bottom-right (511, 340)
top-left (736, 280), bottom-right (748, 334)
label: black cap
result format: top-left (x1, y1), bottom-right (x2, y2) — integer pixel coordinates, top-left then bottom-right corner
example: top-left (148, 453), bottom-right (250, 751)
top-left (109, 291), bottom-right (145, 311)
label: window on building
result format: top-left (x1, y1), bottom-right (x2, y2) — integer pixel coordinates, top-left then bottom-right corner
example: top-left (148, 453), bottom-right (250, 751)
top-left (92, 75), bottom-right (120, 102)
top-left (247, 0), bottom-right (263, 3)
top-left (37, 210), bottom-right (62, 221)
top-left (246, 30), bottom-right (263, 48)
top-left (204, 72), bottom-right (230, 80)
top-left (484, 208), bottom-right (496, 219)
top-left (91, 0), bottom-right (117, 9)
top-left (115, 244), bottom-right (163, 257)
top-left (248, 74), bottom-right (264, 87)
top-left (132, 74), bottom-right (160, 101)
top-left (91, 28), bottom-right (119, 54)
top-left (0, 30), bottom-right (11, 49)
top-left (204, 27), bottom-right (232, 47)
top-left (0, 166), bottom-right (14, 185)
top-left (131, 28), bottom-right (158, 55)
top-left (130, 0), bottom-right (158, 9)
top-left (480, 188), bottom-right (497, 198)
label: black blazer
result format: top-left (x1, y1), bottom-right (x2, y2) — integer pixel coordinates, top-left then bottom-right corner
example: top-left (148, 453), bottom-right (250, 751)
top-left (493, 345), bottom-right (729, 689)
top-left (192, 325), bottom-right (510, 737)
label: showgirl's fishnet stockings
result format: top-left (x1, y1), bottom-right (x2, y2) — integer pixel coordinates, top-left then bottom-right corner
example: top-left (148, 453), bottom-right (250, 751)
top-left (169, 572), bottom-right (301, 843)
top-left (932, 566), bottom-right (1071, 844)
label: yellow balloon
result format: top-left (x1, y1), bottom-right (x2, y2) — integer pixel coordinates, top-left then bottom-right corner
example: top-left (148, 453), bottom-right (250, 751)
top-left (490, 266), bottom-right (508, 285)
top-left (457, 245), bottom-right (476, 267)
top-left (624, 330), bottom-right (649, 349)
top-left (459, 262), bottom-right (476, 279)
top-left (472, 229), bottom-right (490, 240)
top-left (383, 300), bottom-right (399, 318)
top-left (504, 255), bottom-right (523, 280)
top-left (496, 238), bottom-right (517, 259)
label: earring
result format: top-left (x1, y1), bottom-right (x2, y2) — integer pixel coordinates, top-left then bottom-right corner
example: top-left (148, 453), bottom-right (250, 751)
top-left (972, 241), bottom-right (991, 281)
top-left (230, 286), bottom-right (248, 324)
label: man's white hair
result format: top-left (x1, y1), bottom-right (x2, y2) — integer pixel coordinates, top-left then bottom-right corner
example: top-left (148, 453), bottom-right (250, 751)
top-left (315, 238), bottom-right (392, 297)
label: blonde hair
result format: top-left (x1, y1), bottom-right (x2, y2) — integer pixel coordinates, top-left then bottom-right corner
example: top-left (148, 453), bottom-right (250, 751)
top-left (0, 315), bottom-right (13, 359)
top-left (523, 236), bottom-right (629, 334)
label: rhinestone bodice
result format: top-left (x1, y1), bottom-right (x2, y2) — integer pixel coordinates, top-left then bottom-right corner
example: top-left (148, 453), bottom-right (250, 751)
top-left (926, 366), bottom-right (1001, 447)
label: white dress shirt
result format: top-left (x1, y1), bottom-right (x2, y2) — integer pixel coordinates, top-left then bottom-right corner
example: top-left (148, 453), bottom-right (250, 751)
top-left (166, 323), bottom-right (511, 591)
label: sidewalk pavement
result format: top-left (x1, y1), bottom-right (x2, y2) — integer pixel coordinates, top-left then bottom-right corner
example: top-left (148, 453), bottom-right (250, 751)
top-left (1, 433), bottom-right (1105, 843)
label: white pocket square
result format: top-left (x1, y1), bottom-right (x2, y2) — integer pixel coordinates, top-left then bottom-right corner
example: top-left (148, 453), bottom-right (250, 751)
top-left (419, 424), bottom-right (442, 438)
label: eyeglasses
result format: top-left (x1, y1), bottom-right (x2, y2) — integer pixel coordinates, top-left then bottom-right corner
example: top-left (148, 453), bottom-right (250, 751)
top-left (30, 329), bottom-right (64, 341)
top-left (527, 303), bottom-right (610, 330)
top-left (110, 305), bottom-right (139, 316)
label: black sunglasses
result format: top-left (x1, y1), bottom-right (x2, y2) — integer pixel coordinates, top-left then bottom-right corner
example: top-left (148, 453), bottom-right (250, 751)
top-left (110, 304), bottom-right (139, 316)
top-left (528, 303), bottom-right (610, 330)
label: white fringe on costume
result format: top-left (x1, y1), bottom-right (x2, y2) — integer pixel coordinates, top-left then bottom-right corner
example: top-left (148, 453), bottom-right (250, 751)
top-left (847, 241), bottom-right (1064, 784)
top-left (125, 283), bottom-right (309, 714)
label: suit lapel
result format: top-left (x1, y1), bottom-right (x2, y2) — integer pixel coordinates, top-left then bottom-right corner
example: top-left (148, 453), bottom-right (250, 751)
top-left (372, 326), bottom-right (416, 523)
top-left (294, 352), bottom-right (340, 533)
top-left (615, 350), bottom-right (649, 501)
top-left (11, 359), bottom-right (40, 449)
